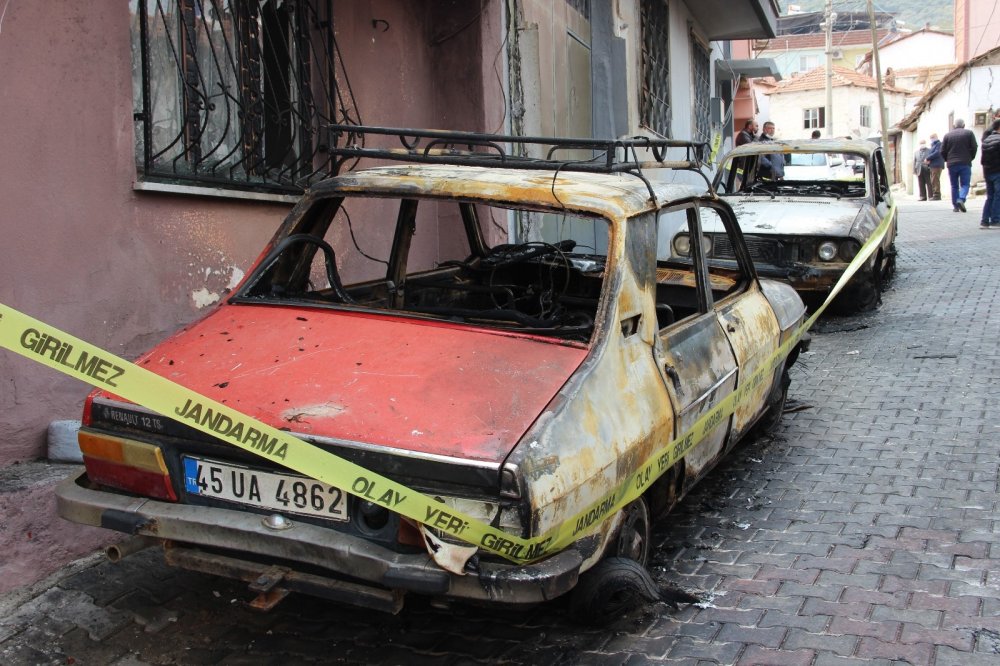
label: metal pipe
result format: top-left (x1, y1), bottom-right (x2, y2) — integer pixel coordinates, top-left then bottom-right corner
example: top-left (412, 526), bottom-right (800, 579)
top-left (106, 536), bottom-right (156, 563)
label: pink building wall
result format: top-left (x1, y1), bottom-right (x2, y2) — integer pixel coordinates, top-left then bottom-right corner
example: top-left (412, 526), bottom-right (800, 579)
top-left (0, 0), bottom-right (503, 466)
top-left (0, 0), bottom-right (503, 592)
top-left (956, 0), bottom-right (1000, 62)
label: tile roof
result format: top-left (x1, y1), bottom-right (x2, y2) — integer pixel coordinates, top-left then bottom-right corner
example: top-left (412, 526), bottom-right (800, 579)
top-left (771, 66), bottom-right (908, 94)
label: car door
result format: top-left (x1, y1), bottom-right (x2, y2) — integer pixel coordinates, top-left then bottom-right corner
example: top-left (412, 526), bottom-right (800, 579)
top-left (652, 203), bottom-right (737, 476)
top-left (699, 202), bottom-right (781, 440)
top-left (872, 150), bottom-right (897, 246)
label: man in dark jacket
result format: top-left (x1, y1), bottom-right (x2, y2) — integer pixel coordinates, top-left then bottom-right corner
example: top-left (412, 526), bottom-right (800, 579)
top-left (941, 119), bottom-right (978, 212)
top-left (757, 121), bottom-right (784, 180)
top-left (736, 119), bottom-right (758, 147)
top-left (925, 133), bottom-right (944, 200)
top-left (981, 119), bottom-right (1000, 228)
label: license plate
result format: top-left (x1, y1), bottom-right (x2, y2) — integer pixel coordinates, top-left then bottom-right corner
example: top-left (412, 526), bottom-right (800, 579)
top-left (183, 456), bottom-right (348, 521)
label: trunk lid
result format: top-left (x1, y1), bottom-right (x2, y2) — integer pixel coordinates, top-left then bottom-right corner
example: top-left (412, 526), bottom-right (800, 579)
top-left (106, 304), bottom-right (588, 464)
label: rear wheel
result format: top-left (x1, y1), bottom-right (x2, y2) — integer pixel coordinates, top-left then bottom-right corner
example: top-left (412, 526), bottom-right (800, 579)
top-left (569, 497), bottom-right (655, 625)
top-left (615, 497), bottom-right (652, 566)
top-left (568, 557), bottom-right (661, 625)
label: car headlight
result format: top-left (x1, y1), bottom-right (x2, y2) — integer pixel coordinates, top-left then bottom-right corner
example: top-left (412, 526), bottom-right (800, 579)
top-left (840, 239), bottom-right (861, 261)
top-left (672, 233), bottom-right (712, 257)
top-left (673, 234), bottom-right (691, 256)
top-left (818, 241), bottom-right (838, 261)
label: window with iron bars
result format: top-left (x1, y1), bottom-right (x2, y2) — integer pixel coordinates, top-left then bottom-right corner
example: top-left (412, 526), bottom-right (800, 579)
top-left (690, 35), bottom-right (710, 145)
top-left (640, 0), bottom-right (670, 137)
top-left (130, 0), bottom-right (359, 195)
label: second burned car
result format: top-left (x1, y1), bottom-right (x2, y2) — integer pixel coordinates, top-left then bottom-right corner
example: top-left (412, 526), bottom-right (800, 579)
top-left (672, 139), bottom-right (898, 312)
top-left (56, 127), bottom-right (808, 623)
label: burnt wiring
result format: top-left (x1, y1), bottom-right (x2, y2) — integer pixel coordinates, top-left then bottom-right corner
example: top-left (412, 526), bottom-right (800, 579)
top-left (340, 207), bottom-right (388, 267)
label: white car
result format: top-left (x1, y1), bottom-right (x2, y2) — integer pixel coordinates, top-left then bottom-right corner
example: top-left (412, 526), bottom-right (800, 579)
top-left (671, 139), bottom-right (897, 312)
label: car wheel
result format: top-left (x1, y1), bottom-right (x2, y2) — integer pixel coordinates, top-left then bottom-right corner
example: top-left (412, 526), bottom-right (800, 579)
top-left (831, 263), bottom-right (881, 314)
top-left (881, 243), bottom-right (897, 283)
top-left (752, 370), bottom-right (790, 437)
top-left (615, 497), bottom-right (652, 567)
top-left (568, 557), bottom-right (661, 625)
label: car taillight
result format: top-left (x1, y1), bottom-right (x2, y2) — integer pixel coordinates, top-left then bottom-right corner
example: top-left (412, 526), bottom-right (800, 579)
top-left (78, 431), bottom-right (177, 501)
top-left (82, 391), bottom-right (97, 427)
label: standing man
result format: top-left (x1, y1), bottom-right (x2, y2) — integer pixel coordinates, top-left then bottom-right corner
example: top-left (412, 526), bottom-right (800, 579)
top-left (736, 119), bottom-right (758, 147)
top-left (925, 133), bottom-right (944, 200)
top-left (913, 140), bottom-right (930, 201)
top-left (758, 121), bottom-right (784, 180)
top-left (980, 120), bottom-right (1000, 228)
top-left (941, 119), bottom-right (978, 212)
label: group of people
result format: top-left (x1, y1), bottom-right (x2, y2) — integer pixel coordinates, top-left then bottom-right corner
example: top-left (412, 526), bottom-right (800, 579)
top-left (735, 120), bottom-right (784, 179)
top-left (913, 118), bottom-right (1000, 228)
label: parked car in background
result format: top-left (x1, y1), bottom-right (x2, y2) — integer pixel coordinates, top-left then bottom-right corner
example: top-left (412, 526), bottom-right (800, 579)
top-left (671, 139), bottom-right (896, 312)
top-left (57, 127), bottom-right (807, 624)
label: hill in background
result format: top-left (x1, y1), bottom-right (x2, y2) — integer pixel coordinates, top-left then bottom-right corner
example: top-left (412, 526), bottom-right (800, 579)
top-left (785, 0), bottom-right (953, 32)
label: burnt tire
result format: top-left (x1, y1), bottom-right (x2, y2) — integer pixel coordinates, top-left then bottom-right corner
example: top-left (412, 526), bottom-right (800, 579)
top-left (831, 267), bottom-right (881, 314)
top-left (569, 557), bottom-right (661, 625)
top-left (614, 497), bottom-right (652, 567)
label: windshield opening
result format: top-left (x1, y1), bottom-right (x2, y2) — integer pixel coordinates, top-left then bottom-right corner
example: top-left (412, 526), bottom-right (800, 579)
top-left (235, 195), bottom-right (611, 343)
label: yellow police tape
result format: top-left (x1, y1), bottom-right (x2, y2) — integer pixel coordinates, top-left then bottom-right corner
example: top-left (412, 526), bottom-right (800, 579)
top-left (0, 204), bottom-right (894, 565)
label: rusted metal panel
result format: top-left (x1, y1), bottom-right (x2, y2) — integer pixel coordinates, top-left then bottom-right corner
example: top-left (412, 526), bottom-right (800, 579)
top-left (320, 165), bottom-right (705, 222)
top-left (725, 199), bottom-right (864, 237)
top-left (118, 305), bottom-right (588, 464)
top-left (716, 285), bottom-right (780, 434)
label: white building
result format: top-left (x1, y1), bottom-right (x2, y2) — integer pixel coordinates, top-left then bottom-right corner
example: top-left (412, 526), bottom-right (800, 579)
top-left (897, 46), bottom-right (1000, 193)
top-left (763, 66), bottom-right (908, 141)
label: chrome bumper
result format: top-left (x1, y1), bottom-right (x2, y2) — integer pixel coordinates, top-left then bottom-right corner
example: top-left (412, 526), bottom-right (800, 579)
top-left (56, 472), bottom-right (583, 610)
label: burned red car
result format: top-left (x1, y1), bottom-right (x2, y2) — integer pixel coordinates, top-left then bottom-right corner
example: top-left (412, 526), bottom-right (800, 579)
top-left (57, 127), bottom-right (807, 622)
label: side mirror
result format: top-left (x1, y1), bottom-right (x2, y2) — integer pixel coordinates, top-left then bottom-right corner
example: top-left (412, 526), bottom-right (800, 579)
top-left (830, 157), bottom-right (844, 167)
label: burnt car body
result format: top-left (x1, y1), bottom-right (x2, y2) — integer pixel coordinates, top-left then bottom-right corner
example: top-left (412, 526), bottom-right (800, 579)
top-left (671, 140), bottom-right (897, 312)
top-left (57, 128), bottom-right (807, 621)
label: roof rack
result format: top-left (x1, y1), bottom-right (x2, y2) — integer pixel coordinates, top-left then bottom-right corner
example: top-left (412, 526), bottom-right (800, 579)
top-left (327, 125), bottom-right (712, 200)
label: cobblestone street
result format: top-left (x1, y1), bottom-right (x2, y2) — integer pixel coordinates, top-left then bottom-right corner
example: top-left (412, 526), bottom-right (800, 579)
top-left (2, 198), bottom-right (998, 665)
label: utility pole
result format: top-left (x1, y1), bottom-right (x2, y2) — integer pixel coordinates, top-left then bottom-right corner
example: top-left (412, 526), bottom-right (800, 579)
top-left (867, 0), bottom-right (894, 182)
top-left (825, 0), bottom-right (834, 136)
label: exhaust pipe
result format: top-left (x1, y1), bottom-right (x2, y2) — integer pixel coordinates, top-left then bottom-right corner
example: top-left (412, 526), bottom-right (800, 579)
top-left (106, 535), bottom-right (156, 563)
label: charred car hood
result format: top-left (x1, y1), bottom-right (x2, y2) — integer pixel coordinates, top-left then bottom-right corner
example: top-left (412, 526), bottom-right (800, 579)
top-left (118, 304), bottom-right (588, 464)
top-left (721, 197), bottom-right (863, 237)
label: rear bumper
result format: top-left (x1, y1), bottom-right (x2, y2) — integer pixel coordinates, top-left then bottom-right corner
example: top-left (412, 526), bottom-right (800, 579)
top-left (56, 472), bottom-right (583, 609)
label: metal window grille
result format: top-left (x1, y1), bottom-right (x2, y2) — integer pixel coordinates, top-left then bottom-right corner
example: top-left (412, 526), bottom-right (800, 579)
top-left (131, 0), bottom-right (360, 195)
top-left (691, 37), bottom-right (710, 145)
top-left (640, 0), bottom-right (670, 137)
